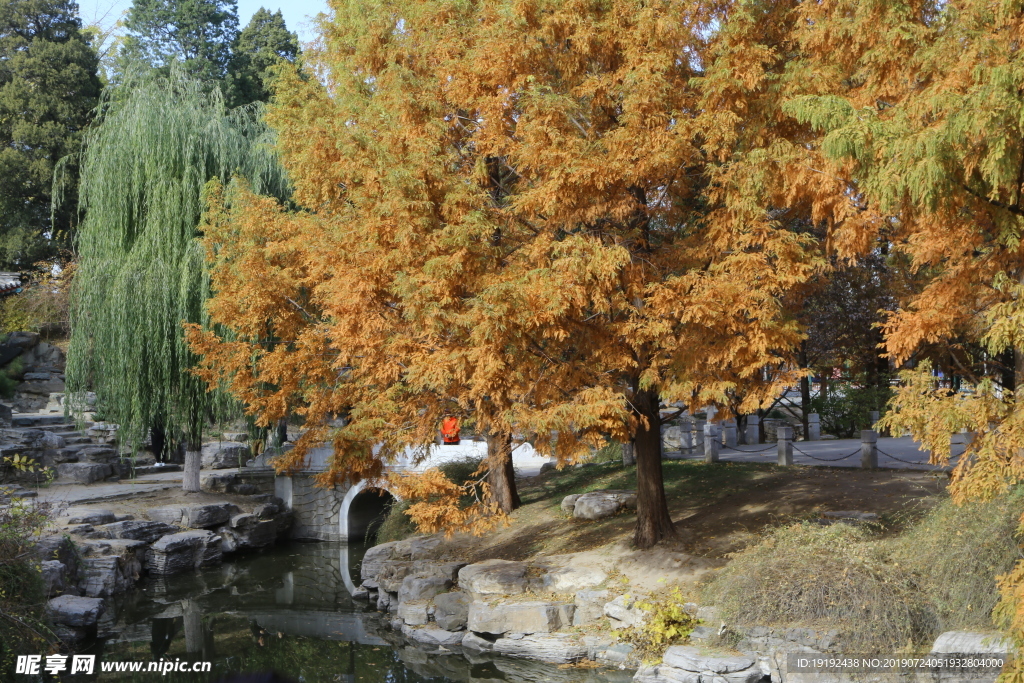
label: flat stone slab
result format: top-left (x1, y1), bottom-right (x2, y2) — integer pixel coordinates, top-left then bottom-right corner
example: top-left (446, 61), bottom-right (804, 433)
top-left (64, 507), bottom-right (116, 525)
top-left (100, 520), bottom-right (177, 543)
top-left (663, 646), bottom-right (756, 674)
top-left (469, 601), bottom-right (574, 635)
top-left (56, 462), bottom-right (112, 484)
top-left (458, 559), bottom-right (528, 597)
top-left (182, 503), bottom-right (238, 528)
top-left (931, 631), bottom-right (1012, 654)
top-left (492, 632), bottom-right (588, 664)
top-left (46, 595), bottom-right (105, 627)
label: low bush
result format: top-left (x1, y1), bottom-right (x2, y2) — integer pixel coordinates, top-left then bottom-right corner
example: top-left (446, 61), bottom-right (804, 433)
top-left (0, 493), bottom-right (56, 676)
top-left (371, 499), bottom-right (417, 545)
top-left (811, 382), bottom-right (892, 438)
top-left (701, 489), bottom-right (1024, 653)
top-left (700, 523), bottom-right (933, 653)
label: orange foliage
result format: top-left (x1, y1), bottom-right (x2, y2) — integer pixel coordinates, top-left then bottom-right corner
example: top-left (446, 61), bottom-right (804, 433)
top-left (188, 0), bottom-right (819, 549)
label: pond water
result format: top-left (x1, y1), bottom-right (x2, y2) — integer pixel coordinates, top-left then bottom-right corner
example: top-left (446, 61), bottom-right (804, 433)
top-left (87, 542), bottom-right (632, 683)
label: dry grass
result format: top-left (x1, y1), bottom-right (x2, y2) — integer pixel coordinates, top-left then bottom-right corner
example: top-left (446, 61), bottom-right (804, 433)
top-left (700, 488), bottom-right (1024, 653)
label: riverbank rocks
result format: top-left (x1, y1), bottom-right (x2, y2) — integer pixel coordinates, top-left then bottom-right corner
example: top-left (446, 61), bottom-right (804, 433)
top-left (201, 441), bottom-right (250, 469)
top-left (216, 513), bottom-right (277, 553)
top-left (468, 601), bottom-right (575, 635)
top-left (536, 564), bottom-right (607, 592)
top-left (634, 646), bottom-right (762, 683)
top-left (492, 632), bottom-right (588, 664)
top-left (101, 520), bottom-right (178, 543)
top-left (433, 591), bottom-right (470, 631)
top-left (78, 547), bottom-right (143, 598)
top-left (46, 595), bottom-right (105, 643)
top-left (56, 462), bottom-right (113, 484)
top-left (147, 530), bottom-right (222, 575)
top-left (573, 589), bottom-right (611, 626)
top-left (458, 559), bottom-right (528, 597)
top-left (42, 560), bottom-right (67, 597)
top-left (64, 507), bottom-right (116, 525)
top-left (401, 624), bottom-right (466, 647)
top-left (184, 503), bottom-right (239, 528)
top-left (398, 574), bottom-right (452, 604)
top-left (605, 594), bottom-right (648, 628)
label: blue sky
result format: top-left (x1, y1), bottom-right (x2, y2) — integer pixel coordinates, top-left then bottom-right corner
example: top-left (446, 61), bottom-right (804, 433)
top-left (77, 0), bottom-right (328, 46)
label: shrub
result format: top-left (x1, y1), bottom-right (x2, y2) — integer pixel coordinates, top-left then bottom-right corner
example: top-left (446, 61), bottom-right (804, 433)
top-left (0, 493), bottom-right (56, 676)
top-left (371, 498), bottom-right (417, 545)
top-left (892, 491), bottom-right (1024, 631)
top-left (700, 523), bottom-right (935, 653)
top-left (811, 382), bottom-right (892, 438)
top-left (700, 489), bottom-right (1024, 654)
top-left (625, 588), bottom-right (700, 660)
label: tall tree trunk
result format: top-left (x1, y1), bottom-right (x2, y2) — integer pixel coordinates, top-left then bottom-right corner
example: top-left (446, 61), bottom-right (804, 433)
top-left (485, 429), bottom-right (520, 513)
top-left (183, 411), bottom-right (202, 493)
top-left (276, 417), bottom-right (288, 447)
top-left (622, 439), bottom-right (635, 466)
top-left (183, 446), bottom-right (201, 492)
top-left (632, 388), bottom-right (676, 549)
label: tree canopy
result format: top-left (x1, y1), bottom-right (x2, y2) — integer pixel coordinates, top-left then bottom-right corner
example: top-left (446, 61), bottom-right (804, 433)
top-left (67, 70), bottom-right (287, 491)
top-left (0, 0), bottom-right (100, 268)
top-left (227, 8), bottom-right (299, 108)
top-left (188, 0), bottom-right (815, 548)
top-left (120, 0), bottom-right (239, 83)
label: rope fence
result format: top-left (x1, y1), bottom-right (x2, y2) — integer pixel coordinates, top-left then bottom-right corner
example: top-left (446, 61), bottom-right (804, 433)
top-left (791, 443), bottom-right (860, 462)
top-left (720, 443), bottom-right (777, 454)
top-left (875, 446), bottom-right (930, 466)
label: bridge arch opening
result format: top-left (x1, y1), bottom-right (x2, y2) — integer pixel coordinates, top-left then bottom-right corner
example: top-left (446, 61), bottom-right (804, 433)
top-left (345, 487), bottom-right (394, 543)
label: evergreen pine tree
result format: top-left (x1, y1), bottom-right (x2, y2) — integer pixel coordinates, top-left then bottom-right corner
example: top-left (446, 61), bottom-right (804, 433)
top-left (227, 8), bottom-right (298, 107)
top-left (0, 0), bottom-right (100, 268)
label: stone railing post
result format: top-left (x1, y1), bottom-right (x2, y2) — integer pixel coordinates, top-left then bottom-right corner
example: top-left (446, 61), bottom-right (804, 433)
top-left (745, 415), bottom-right (761, 444)
top-left (777, 426), bottom-right (793, 466)
top-left (861, 429), bottom-right (878, 469)
top-left (704, 423), bottom-right (719, 463)
top-left (722, 419), bottom-right (737, 448)
top-left (694, 420), bottom-right (706, 455)
top-left (680, 423), bottom-right (693, 451)
top-left (807, 413), bottom-right (821, 441)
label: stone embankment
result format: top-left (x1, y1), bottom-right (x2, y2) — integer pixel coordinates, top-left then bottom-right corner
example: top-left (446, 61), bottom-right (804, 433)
top-left (33, 499), bottom-right (292, 643)
top-left (359, 529), bottom-right (1012, 682)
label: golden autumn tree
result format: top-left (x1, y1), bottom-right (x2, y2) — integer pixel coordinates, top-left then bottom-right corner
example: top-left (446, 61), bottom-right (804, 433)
top-left (702, 0), bottom-right (1024, 662)
top-left (188, 0), bottom-right (817, 549)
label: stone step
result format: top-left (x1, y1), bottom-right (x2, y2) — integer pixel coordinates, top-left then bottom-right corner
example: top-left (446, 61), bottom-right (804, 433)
top-left (61, 436), bottom-right (92, 445)
top-left (12, 414), bottom-right (72, 428)
top-left (130, 464), bottom-right (182, 477)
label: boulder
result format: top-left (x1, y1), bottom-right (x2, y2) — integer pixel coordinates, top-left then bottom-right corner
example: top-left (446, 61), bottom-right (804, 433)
top-left (146, 506), bottom-right (185, 525)
top-left (46, 595), bottom-right (105, 627)
top-left (560, 494), bottom-right (581, 514)
top-left (931, 631), bottom-right (1012, 655)
top-left (458, 559), bottom-right (528, 597)
top-left (605, 594), bottom-right (647, 628)
top-left (147, 530), bottom-right (222, 575)
top-left (64, 507), bottom-right (116, 525)
top-left (361, 540), bottom-right (414, 586)
top-left (573, 490), bottom-right (637, 520)
top-left (398, 575), bottom-right (451, 604)
top-left (217, 515), bottom-right (276, 553)
top-left (535, 565), bottom-right (607, 592)
top-left (433, 591), bottom-right (470, 631)
top-left (56, 462), bottom-right (112, 483)
top-left (222, 432), bottom-right (248, 442)
top-left (41, 560), bottom-right (67, 598)
top-left (182, 503), bottom-right (238, 529)
top-left (633, 646), bottom-right (763, 683)
top-left (462, 631), bottom-right (495, 652)
top-left (101, 520), bottom-right (177, 544)
top-left (492, 632), bottom-right (588, 664)
top-left (78, 551), bottom-right (141, 598)
top-left (573, 589), bottom-right (610, 626)
top-left (397, 602), bottom-right (430, 626)
top-left (253, 502), bottom-right (279, 520)
top-left (468, 601), bottom-right (575, 635)
top-left (33, 535), bottom-right (78, 578)
top-left (401, 624), bottom-right (466, 647)
top-left (409, 535), bottom-right (444, 560)
top-left (201, 441), bottom-right (250, 469)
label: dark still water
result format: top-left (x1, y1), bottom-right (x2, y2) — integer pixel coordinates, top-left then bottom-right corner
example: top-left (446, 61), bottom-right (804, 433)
top-left (89, 542), bottom-right (630, 683)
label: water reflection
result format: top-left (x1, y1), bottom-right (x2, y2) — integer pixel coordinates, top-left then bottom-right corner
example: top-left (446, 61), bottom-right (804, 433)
top-left (90, 542), bottom-right (629, 683)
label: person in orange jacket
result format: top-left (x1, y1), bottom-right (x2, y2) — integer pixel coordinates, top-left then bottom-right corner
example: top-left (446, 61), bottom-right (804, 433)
top-left (441, 416), bottom-right (460, 445)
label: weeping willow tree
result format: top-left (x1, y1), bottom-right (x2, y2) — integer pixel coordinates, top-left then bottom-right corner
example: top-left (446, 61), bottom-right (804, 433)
top-left (67, 70), bottom-right (287, 491)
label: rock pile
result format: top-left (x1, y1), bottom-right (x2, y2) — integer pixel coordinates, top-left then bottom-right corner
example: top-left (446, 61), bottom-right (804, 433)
top-left (37, 501), bottom-right (292, 642)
